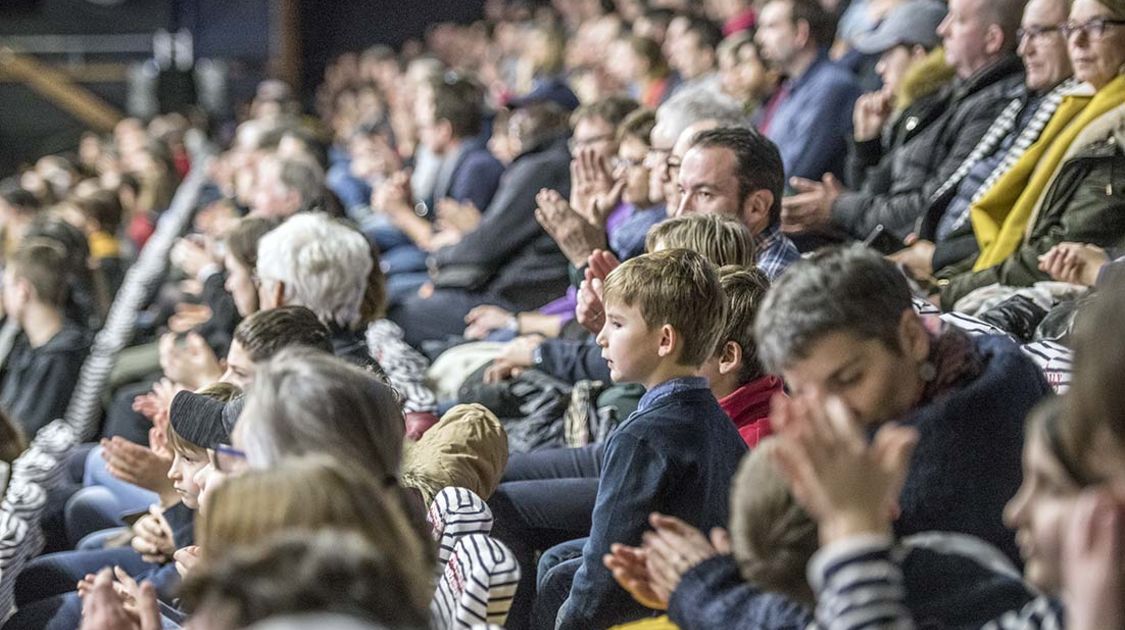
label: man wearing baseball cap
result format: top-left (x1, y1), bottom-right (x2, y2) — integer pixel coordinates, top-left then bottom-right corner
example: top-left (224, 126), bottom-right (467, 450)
top-left (781, 0), bottom-right (1028, 251)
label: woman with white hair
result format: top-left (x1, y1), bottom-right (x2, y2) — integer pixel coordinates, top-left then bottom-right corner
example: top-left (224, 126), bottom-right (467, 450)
top-left (254, 213), bottom-right (439, 435)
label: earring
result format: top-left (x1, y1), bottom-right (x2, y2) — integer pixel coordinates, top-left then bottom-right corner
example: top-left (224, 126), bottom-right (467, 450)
top-left (919, 361), bottom-right (937, 382)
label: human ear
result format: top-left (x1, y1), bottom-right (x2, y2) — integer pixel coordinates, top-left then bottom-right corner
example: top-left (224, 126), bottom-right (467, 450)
top-left (741, 189), bottom-right (773, 231)
top-left (718, 341), bottom-right (743, 375)
top-left (984, 23), bottom-right (1005, 56)
top-left (658, 324), bottom-right (678, 358)
top-left (898, 310), bottom-right (930, 363)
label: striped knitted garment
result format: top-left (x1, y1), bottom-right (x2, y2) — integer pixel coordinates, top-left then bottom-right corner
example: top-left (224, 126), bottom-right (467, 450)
top-left (931, 79), bottom-right (1081, 236)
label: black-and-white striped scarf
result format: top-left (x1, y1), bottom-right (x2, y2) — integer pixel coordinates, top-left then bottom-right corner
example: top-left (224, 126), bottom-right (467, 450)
top-left (944, 79), bottom-right (1081, 233)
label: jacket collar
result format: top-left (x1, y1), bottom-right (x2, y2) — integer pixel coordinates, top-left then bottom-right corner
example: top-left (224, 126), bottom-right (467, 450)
top-left (952, 54), bottom-right (1024, 102)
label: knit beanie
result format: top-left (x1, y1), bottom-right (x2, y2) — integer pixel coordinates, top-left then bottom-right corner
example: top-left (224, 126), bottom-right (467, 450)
top-left (170, 391), bottom-right (232, 450)
top-left (221, 396), bottom-right (245, 438)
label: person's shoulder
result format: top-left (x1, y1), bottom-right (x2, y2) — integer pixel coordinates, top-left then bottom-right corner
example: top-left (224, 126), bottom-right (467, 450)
top-left (818, 60), bottom-right (862, 90)
top-left (42, 322), bottom-right (91, 355)
top-left (463, 146), bottom-right (504, 170)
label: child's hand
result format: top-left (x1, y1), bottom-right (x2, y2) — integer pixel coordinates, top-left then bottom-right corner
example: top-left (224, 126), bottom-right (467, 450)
top-left (131, 507), bottom-right (175, 564)
top-left (173, 545), bottom-right (202, 579)
top-left (771, 394), bottom-right (918, 544)
top-left (641, 513), bottom-right (722, 603)
top-left (604, 544), bottom-right (666, 611)
top-left (78, 568), bottom-right (161, 630)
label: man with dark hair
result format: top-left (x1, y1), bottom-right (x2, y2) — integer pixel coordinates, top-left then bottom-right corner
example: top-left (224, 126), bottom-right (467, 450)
top-left (668, 17), bottom-right (725, 96)
top-left (222, 306), bottom-right (334, 388)
top-left (754, 0), bottom-right (862, 181)
top-left (675, 127), bottom-right (799, 280)
top-left (420, 74), bottom-right (505, 212)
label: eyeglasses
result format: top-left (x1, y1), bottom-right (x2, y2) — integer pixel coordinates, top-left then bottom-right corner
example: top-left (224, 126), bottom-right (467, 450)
top-left (1060, 17), bottom-right (1125, 40)
top-left (213, 443), bottom-right (248, 473)
top-left (611, 156), bottom-right (646, 170)
top-left (666, 156), bottom-right (682, 174)
top-left (567, 134), bottom-right (614, 153)
top-left (1017, 24), bottom-right (1063, 43)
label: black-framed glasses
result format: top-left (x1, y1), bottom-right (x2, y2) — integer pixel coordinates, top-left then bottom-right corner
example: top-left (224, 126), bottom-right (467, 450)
top-left (1017, 24), bottom-right (1063, 42)
top-left (213, 443), bottom-right (248, 473)
top-left (1060, 17), bottom-right (1125, 40)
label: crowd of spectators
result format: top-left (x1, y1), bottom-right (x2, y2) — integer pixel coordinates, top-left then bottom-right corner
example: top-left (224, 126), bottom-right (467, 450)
top-left (0, 0), bottom-right (1124, 628)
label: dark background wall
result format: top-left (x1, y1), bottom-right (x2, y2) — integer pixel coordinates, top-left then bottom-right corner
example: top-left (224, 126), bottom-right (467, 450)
top-left (297, 0), bottom-right (487, 101)
top-left (0, 0), bottom-right (487, 177)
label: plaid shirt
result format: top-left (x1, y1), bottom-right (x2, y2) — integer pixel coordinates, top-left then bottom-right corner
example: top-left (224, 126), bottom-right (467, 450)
top-left (754, 223), bottom-right (801, 280)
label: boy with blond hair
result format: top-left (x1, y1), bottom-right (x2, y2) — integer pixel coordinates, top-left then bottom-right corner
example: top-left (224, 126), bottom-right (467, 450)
top-left (544, 248), bottom-right (747, 629)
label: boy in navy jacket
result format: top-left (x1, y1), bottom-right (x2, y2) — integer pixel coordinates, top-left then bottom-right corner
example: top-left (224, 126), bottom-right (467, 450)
top-left (544, 249), bottom-right (747, 629)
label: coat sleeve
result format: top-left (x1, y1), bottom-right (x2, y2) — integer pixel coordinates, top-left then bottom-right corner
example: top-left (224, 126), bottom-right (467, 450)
top-left (668, 555), bottom-right (813, 630)
top-left (807, 534), bottom-right (916, 630)
top-left (557, 433), bottom-right (671, 629)
top-left (833, 93), bottom-right (1013, 242)
top-left (941, 157), bottom-right (1125, 309)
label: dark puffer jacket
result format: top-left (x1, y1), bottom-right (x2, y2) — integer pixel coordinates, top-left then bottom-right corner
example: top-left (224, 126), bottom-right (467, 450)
top-left (831, 55), bottom-right (1025, 243)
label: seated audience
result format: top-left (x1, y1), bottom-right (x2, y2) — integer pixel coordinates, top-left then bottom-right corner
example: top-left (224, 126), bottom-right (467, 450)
top-left (783, 0), bottom-right (1027, 245)
top-left (370, 73), bottom-right (505, 305)
top-left (891, 0), bottom-right (1078, 279)
top-left (390, 102), bottom-right (573, 347)
top-left (934, 0), bottom-right (1125, 309)
top-left (531, 249), bottom-right (746, 628)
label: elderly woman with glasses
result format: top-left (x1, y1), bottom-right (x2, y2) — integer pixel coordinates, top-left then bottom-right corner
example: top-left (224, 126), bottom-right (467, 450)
top-left (934, 0), bottom-right (1125, 310)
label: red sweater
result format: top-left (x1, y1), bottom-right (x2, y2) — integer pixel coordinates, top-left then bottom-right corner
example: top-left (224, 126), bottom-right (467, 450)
top-left (718, 375), bottom-right (784, 448)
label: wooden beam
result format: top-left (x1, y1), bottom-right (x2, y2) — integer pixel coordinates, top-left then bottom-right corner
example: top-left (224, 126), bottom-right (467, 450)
top-left (0, 46), bottom-right (123, 131)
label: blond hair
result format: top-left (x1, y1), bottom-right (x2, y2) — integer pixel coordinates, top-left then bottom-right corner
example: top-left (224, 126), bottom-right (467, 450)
top-left (644, 214), bottom-right (756, 268)
top-left (602, 248), bottom-right (726, 367)
top-left (728, 439), bottom-right (818, 605)
top-left (197, 455), bottom-right (432, 613)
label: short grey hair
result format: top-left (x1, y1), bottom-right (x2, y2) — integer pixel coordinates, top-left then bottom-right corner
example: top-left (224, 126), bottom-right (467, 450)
top-left (237, 346), bottom-right (405, 481)
top-left (754, 245), bottom-right (914, 373)
top-left (654, 88), bottom-right (747, 146)
top-left (255, 213), bottom-right (373, 330)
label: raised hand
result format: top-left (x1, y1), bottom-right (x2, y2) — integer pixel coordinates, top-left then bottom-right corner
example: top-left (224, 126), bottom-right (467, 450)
top-left (535, 188), bottom-right (608, 267)
top-left (1062, 489), bottom-right (1125, 630)
top-left (570, 147), bottom-right (622, 226)
top-left (641, 513), bottom-right (722, 603)
top-left (853, 87), bottom-right (895, 143)
top-left (771, 394), bottom-right (918, 544)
